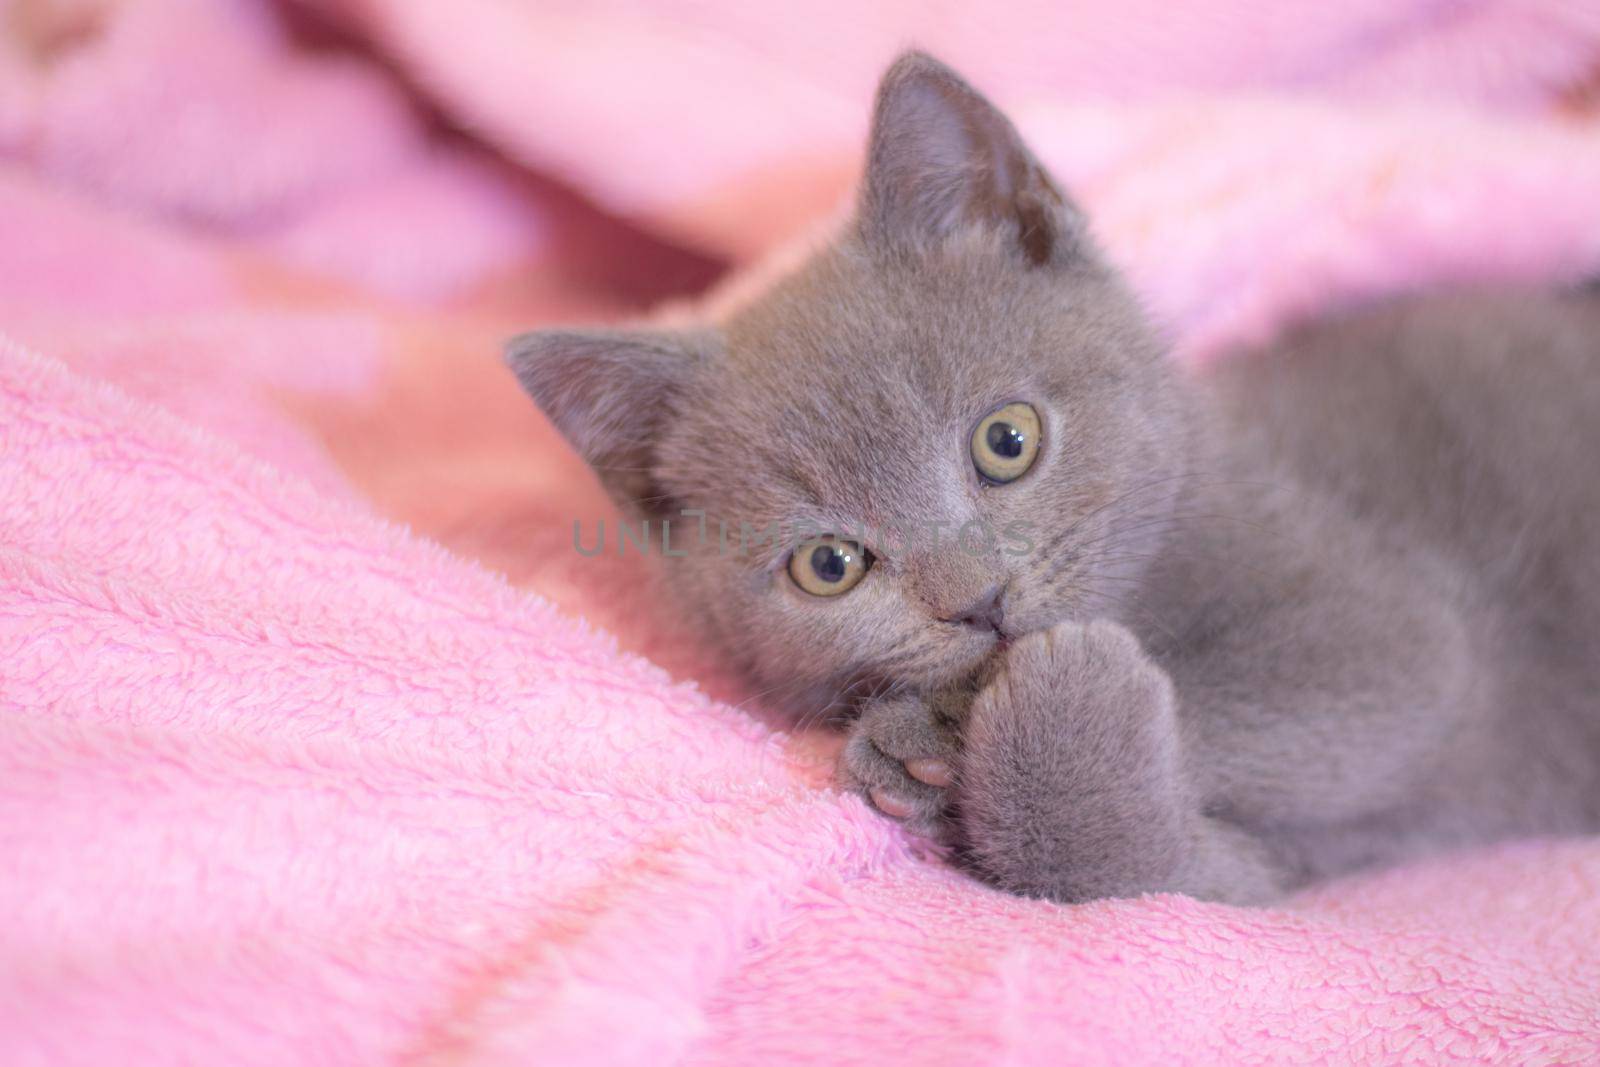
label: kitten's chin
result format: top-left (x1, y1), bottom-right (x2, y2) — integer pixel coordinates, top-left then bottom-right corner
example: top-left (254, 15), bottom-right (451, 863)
top-left (759, 632), bottom-right (1008, 724)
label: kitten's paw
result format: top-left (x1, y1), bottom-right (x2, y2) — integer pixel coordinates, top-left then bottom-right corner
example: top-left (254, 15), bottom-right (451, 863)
top-left (982, 619), bottom-right (1164, 715)
top-left (958, 620), bottom-right (1184, 901)
top-left (838, 694), bottom-right (961, 838)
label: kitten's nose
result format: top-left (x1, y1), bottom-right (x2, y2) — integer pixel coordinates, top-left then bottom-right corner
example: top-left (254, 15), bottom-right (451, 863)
top-left (945, 585), bottom-right (1006, 634)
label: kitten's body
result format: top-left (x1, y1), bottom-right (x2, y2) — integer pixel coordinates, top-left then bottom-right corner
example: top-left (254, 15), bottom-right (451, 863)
top-left (508, 54), bottom-right (1600, 903)
top-left (1139, 291), bottom-right (1600, 884)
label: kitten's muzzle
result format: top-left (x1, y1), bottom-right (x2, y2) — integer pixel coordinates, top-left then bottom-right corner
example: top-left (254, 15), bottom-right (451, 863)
top-left (942, 584), bottom-right (1008, 637)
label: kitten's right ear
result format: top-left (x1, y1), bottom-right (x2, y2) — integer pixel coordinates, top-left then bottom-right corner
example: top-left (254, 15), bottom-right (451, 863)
top-left (504, 328), bottom-right (712, 514)
top-left (858, 51), bottom-right (1083, 266)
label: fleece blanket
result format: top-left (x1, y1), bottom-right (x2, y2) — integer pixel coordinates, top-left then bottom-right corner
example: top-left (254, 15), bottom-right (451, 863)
top-left (5, 1), bottom-right (1600, 1063)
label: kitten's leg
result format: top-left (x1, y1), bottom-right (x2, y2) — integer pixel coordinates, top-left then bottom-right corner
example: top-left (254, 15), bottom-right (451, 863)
top-left (957, 620), bottom-right (1285, 904)
top-left (839, 694), bottom-right (962, 839)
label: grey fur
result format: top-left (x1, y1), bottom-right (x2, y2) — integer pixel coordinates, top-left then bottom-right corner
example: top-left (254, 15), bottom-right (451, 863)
top-left (506, 51), bottom-right (1600, 903)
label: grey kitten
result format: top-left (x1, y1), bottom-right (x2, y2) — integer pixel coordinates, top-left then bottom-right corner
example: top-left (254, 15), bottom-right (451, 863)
top-left (506, 52), bottom-right (1600, 903)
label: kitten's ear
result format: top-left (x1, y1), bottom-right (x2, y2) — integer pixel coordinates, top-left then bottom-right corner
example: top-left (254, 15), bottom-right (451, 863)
top-left (859, 51), bottom-right (1082, 266)
top-left (505, 328), bottom-right (712, 514)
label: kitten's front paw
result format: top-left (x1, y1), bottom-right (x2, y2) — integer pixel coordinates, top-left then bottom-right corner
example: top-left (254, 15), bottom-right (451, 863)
top-left (838, 694), bottom-right (961, 838)
top-left (983, 619), bottom-right (1166, 714)
top-left (958, 620), bottom-right (1185, 901)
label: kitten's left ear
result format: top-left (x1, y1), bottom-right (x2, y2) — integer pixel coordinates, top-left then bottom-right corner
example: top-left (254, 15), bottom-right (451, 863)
top-left (858, 51), bottom-right (1083, 267)
top-left (505, 327), bottom-right (713, 514)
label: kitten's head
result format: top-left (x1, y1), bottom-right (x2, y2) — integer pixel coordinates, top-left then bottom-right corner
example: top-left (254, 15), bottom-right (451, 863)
top-left (508, 52), bottom-right (1187, 716)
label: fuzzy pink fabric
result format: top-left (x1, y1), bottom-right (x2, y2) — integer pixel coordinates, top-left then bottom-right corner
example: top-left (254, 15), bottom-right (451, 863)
top-left (5, 2), bottom-right (1600, 1063)
top-left (325, 0), bottom-right (1600, 258)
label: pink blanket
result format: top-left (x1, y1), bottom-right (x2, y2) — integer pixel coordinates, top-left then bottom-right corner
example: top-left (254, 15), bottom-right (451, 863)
top-left (5, 2), bottom-right (1600, 1062)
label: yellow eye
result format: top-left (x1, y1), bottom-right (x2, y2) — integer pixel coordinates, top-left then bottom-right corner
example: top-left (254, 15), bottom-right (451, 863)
top-left (788, 537), bottom-right (871, 597)
top-left (971, 402), bottom-right (1041, 484)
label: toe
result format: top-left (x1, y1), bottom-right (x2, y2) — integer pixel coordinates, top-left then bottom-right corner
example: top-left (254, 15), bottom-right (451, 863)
top-left (869, 787), bottom-right (917, 819)
top-left (905, 758), bottom-right (953, 787)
